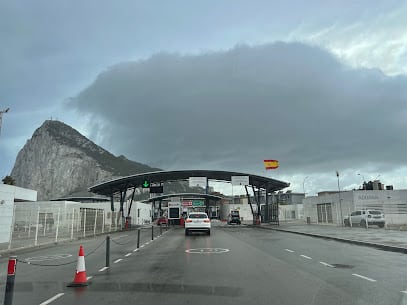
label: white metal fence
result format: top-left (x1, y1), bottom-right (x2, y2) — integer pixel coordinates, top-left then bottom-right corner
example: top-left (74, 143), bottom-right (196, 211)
top-left (2, 202), bottom-right (134, 251)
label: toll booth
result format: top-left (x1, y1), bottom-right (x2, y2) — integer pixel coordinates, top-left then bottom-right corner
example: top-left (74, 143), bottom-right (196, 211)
top-left (168, 202), bottom-right (181, 225)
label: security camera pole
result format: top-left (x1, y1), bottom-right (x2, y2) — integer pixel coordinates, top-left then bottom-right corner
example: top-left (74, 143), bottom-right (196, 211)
top-left (0, 107), bottom-right (10, 137)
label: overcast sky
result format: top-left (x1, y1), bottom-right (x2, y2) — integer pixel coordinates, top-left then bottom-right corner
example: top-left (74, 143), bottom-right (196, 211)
top-left (1, 0), bottom-right (407, 195)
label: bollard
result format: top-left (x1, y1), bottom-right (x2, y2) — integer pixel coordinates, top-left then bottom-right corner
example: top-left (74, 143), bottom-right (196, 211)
top-left (4, 256), bottom-right (17, 305)
top-left (106, 235), bottom-right (110, 268)
top-left (137, 228), bottom-right (140, 248)
top-left (151, 225), bottom-right (154, 240)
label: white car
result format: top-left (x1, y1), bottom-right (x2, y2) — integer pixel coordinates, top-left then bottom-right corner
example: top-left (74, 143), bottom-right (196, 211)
top-left (185, 212), bottom-right (211, 235)
top-left (344, 209), bottom-right (385, 228)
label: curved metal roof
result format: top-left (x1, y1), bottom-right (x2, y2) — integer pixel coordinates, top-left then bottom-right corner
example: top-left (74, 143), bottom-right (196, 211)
top-left (142, 193), bottom-right (224, 203)
top-left (88, 170), bottom-right (289, 196)
top-left (51, 196), bottom-right (110, 202)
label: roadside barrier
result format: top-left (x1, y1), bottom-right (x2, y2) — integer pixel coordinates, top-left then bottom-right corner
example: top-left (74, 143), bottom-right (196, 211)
top-left (67, 245), bottom-right (89, 287)
top-left (3, 256), bottom-right (17, 305)
top-left (2, 225), bottom-right (170, 303)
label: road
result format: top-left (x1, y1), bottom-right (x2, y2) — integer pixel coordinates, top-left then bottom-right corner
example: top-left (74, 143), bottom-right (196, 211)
top-left (1, 224), bottom-right (407, 305)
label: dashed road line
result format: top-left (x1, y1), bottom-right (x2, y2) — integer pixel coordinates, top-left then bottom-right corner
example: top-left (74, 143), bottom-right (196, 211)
top-left (99, 267), bottom-right (109, 272)
top-left (285, 249), bottom-right (294, 253)
top-left (133, 249), bottom-right (139, 252)
top-left (300, 255), bottom-right (312, 260)
top-left (140, 245), bottom-right (145, 248)
top-left (401, 291), bottom-right (407, 294)
top-left (87, 276), bottom-right (93, 280)
top-left (352, 273), bottom-right (376, 282)
top-left (114, 259), bottom-right (123, 264)
top-left (125, 253), bottom-right (132, 257)
top-left (319, 261), bottom-right (334, 268)
top-left (39, 293), bottom-right (64, 305)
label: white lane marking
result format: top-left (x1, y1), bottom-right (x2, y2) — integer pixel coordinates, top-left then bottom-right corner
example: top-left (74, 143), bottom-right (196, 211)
top-left (146, 241), bottom-right (151, 244)
top-left (401, 291), bottom-right (407, 294)
top-left (319, 262), bottom-right (334, 268)
top-left (39, 293), bottom-right (65, 305)
top-left (300, 255), bottom-right (312, 260)
top-left (133, 249), bottom-right (139, 252)
top-left (285, 249), bottom-right (294, 253)
top-left (352, 273), bottom-right (377, 282)
top-left (114, 259), bottom-right (123, 264)
top-left (26, 254), bottom-right (72, 262)
top-left (125, 253), bottom-right (132, 257)
top-left (87, 276), bottom-right (93, 280)
top-left (140, 245), bottom-right (145, 248)
top-left (113, 234), bottom-right (128, 240)
top-left (99, 267), bottom-right (109, 272)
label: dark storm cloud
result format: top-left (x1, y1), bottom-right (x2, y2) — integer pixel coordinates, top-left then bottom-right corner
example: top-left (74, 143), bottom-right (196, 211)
top-left (70, 42), bottom-right (407, 174)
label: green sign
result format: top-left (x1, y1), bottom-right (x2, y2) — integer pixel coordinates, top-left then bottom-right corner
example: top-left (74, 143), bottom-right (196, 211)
top-left (192, 200), bottom-right (204, 207)
top-left (142, 180), bottom-right (150, 188)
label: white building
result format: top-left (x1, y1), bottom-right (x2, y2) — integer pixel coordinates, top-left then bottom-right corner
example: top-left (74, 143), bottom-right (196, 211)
top-left (279, 204), bottom-right (304, 222)
top-left (219, 196), bottom-right (259, 222)
top-left (0, 184), bottom-right (37, 243)
top-left (303, 189), bottom-right (407, 226)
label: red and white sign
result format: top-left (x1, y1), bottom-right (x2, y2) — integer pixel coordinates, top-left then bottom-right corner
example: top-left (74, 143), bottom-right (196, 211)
top-left (182, 201), bottom-right (193, 207)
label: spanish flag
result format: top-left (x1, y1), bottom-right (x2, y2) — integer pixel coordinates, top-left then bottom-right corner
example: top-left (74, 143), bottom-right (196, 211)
top-left (264, 160), bottom-right (279, 170)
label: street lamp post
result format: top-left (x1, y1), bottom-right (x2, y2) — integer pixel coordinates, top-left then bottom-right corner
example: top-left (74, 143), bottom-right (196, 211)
top-left (0, 107), bottom-right (10, 137)
top-left (302, 176), bottom-right (309, 197)
top-left (336, 171), bottom-right (343, 226)
top-left (357, 173), bottom-right (365, 189)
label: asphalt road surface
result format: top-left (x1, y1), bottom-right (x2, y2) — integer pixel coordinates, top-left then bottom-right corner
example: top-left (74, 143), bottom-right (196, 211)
top-left (1, 224), bottom-right (407, 305)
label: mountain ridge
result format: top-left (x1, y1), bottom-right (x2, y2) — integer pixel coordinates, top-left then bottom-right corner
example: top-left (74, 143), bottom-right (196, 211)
top-left (11, 120), bottom-right (161, 200)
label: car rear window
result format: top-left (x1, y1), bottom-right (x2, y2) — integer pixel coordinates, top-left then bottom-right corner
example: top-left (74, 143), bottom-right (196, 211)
top-left (189, 214), bottom-right (207, 219)
top-left (368, 211), bottom-right (382, 215)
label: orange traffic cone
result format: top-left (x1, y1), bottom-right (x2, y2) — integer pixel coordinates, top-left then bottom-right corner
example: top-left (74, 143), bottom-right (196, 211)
top-left (67, 245), bottom-right (89, 287)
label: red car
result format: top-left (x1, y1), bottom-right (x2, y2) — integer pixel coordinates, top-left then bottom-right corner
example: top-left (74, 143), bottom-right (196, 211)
top-left (156, 217), bottom-right (168, 225)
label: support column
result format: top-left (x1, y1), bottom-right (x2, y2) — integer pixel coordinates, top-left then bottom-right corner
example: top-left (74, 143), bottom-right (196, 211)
top-left (245, 185), bottom-right (255, 217)
top-left (265, 187), bottom-right (269, 223)
top-left (128, 187), bottom-right (136, 216)
top-left (252, 186), bottom-right (260, 224)
top-left (110, 194), bottom-right (114, 212)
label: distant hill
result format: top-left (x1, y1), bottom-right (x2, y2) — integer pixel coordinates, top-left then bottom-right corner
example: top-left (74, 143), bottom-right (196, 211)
top-left (11, 120), bottom-right (162, 200)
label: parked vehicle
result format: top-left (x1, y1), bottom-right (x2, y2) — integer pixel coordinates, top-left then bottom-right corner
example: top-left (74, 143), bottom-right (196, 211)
top-left (344, 209), bottom-right (385, 228)
top-left (228, 210), bottom-right (241, 225)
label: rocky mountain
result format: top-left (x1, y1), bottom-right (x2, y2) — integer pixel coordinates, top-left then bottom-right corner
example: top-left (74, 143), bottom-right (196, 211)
top-left (11, 120), bottom-right (161, 200)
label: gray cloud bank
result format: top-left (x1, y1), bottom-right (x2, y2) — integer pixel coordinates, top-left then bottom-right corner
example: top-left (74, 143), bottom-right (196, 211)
top-left (70, 42), bottom-right (407, 175)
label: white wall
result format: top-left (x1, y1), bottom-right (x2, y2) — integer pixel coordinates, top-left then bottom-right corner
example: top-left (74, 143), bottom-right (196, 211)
top-left (221, 198), bottom-right (256, 222)
top-left (279, 204), bottom-right (304, 221)
top-left (0, 184), bottom-right (38, 244)
top-left (303, 190), bottom-right (407, 225)
top-left (0, 184), bottom-right (37, 202)
top-left (353, 190), bottom-right (407, 225)
top-left (303, 192), bottom-right (354, 225)
top-left (0, 188), bottom-right (14, 243)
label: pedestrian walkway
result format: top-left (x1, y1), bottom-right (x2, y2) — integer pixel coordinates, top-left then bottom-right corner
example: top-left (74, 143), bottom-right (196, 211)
top-left (258, 222), bottom-right (407, 253)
